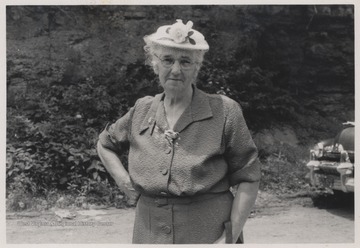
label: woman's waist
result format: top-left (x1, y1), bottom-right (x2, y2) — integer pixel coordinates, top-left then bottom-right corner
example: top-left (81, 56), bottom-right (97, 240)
top-left (140, 191), bottom-right (232, 206)
top-left (132, 173), bottom-right (231, 197)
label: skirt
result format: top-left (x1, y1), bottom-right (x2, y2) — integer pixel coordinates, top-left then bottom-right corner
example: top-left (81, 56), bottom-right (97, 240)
top-left (132, 191), bottom-right (244, 244)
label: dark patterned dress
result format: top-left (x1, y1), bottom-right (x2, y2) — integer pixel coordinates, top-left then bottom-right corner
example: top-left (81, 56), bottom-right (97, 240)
top-left (98, 86), bottom-right (261, 244)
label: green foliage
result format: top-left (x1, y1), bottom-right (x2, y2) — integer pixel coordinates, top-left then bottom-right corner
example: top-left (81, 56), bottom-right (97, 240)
top-left (197, 59), bottom-right (300, 131)
top-left (258, 142), bottom-right (310, 194)
top-left (6, 62), bottom-right (159, 210)
top-left (6, 56), bottom-right (336, 210)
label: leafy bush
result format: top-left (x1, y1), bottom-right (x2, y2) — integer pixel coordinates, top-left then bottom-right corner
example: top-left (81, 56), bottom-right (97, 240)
top-left (197, 59), bottom-right (300, 131)
top-left (6, 62), bottom-right (159, 210)
top-left (6, 57), bottom-right (324, 211)
top-left (258, 142), bottom-right (310, 194)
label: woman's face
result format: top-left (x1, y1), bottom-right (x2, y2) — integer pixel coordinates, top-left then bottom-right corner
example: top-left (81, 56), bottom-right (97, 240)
top-left (154, 48), bottom-right (199, 95)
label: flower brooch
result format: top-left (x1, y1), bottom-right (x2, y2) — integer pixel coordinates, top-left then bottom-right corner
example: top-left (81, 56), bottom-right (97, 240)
top-left (164, 129), bottom-right (179, 146)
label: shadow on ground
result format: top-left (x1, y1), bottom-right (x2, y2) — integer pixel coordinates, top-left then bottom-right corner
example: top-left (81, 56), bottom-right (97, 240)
top-left (311, 192), bottom-right (354, 221)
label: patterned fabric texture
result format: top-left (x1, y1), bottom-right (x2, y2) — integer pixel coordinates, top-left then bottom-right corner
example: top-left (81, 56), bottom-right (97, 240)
top-left (99, 86), bottom-right (261, 197)
top-left (98, 86), bottom-right (261, 243)
top-left (133, 191), bottom-right (234, 244)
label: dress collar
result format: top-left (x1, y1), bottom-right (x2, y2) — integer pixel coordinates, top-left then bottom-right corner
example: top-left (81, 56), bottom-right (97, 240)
top-left (139, 86), bottom-right (213, 134)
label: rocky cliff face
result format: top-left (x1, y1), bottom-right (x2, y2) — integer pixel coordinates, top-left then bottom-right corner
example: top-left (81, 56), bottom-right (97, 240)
top-left (7, 5), bottom-right (354, 144)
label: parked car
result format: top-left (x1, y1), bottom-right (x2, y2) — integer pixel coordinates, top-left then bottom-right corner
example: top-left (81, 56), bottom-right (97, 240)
top-left (306, 122), bottom-right (354, 194)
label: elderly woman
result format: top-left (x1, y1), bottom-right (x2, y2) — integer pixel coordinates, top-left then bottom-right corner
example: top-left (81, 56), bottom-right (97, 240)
top-left (97, 19), bottom-right (261, 244)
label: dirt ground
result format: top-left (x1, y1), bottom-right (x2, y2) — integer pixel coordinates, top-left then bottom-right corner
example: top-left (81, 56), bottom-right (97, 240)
top-left (6, 191), bottom-right (355, 244)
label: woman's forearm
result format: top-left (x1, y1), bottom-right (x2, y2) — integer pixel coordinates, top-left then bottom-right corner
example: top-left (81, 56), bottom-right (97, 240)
top-left (97, 141), bottom-right (130, 186)
top-left (97, 141), bottom-right (140, 205)
top-left (230, 181), bottom-right (260, 243)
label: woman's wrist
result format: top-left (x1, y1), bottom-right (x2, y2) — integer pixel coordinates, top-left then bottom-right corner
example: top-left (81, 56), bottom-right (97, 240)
top-left (115, 174), bottom-right (131, 189)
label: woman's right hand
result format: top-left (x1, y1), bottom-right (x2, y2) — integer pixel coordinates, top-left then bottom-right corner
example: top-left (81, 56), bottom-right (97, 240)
top-left (120, 177), bottom-right (140, 206)
top-left (97, 142), bottom-right (140, 206)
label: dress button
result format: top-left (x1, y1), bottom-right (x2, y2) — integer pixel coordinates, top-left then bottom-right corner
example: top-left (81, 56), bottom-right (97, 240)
top-left (161, 168), bottom-right (168, 175)
top-left (165, 148), bottom-right (172, 154)
top-left (162, 225), bottom-right (171, 234)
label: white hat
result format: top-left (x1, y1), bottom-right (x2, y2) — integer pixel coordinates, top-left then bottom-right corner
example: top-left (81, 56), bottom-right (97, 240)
top-left (144, 19), bottom-right (209, 51)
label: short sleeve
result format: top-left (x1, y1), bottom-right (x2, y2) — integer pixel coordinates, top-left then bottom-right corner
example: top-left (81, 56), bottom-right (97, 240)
top-left (223, 97), bottom-right (261, 185)
top-left (98, 106), bottom-right (135, 154)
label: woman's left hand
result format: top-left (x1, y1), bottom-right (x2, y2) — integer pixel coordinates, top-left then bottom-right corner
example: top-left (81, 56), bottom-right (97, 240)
top-left (213, 230), bottom-right (226, 244)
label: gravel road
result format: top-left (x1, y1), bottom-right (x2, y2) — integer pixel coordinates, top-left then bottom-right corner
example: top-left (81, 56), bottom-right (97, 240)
top-left (6, 191), bottom-right (355, 244)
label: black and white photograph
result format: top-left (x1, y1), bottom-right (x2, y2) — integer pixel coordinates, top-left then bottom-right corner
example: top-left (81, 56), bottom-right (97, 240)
top-left (4, 1), bottom-right (357, 246)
